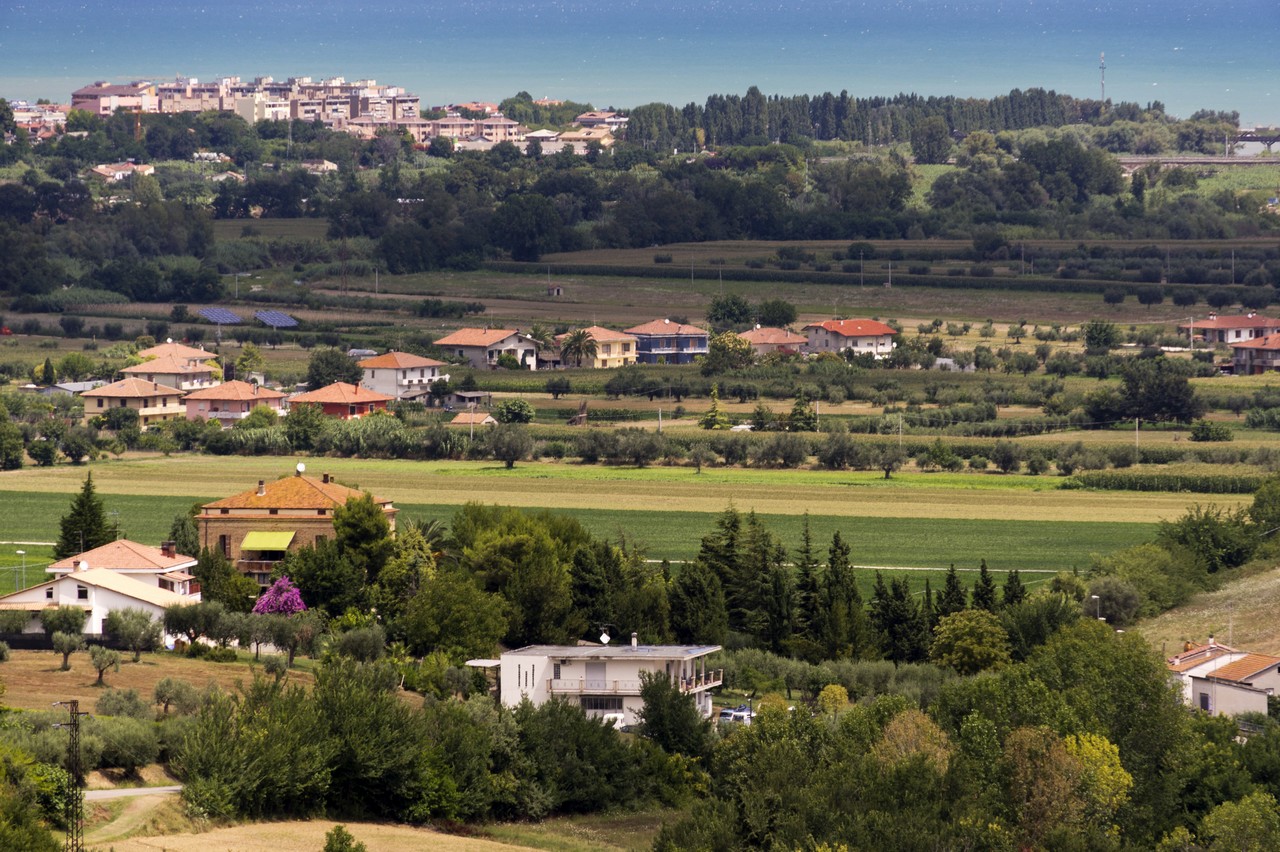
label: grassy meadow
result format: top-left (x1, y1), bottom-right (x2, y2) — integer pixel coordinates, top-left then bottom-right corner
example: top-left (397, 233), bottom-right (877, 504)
top-left (0, 453), bottom-right (1206, 595)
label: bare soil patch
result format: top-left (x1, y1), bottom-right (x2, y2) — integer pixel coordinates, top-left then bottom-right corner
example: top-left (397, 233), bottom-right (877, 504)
top-left (88, 819), bottom-right (525, 851)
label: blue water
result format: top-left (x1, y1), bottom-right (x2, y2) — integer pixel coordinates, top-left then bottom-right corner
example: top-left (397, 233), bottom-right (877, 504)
top-left (2, 1), bottom-right (1277, 125)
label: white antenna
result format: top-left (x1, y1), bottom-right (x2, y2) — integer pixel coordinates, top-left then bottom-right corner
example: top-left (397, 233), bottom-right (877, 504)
top-left (1100, 52), bottom-right (1106, 103)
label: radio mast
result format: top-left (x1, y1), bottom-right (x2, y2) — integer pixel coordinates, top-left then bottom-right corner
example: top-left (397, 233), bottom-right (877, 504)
top-left (1099, 52), bottom-right (1106, 104)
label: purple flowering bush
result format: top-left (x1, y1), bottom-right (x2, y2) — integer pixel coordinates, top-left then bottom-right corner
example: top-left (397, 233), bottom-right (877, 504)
top-left (252, 576), bottom-right (307, 615)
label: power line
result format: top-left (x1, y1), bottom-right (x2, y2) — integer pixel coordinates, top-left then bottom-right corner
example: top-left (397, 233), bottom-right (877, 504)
top-left (53, 699), bottom-right (88, 852)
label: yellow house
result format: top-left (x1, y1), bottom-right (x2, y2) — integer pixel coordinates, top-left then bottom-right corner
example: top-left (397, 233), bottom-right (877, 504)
top-left (81, 378), bottom-right (185, 426)
top-left (557, 326), bottom-right (638, 369)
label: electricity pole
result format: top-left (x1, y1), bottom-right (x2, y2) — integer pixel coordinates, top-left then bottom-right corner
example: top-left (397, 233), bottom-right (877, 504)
top-left (54, 700), bottom-right (88, 852)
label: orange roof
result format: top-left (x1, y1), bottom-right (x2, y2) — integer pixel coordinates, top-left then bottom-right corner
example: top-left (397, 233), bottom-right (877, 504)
top-left (1167, 642), bottom-right (1238, 673)
top-left (357, 351), bottom-right (447, 369)
top-left (290, 382), bottom-right (393, 405)
top-left (82, 378), bottom-right (183, 399)
top-left (1206, 653), bottom-right (1280, 683)
top-left (624, 319), bottom-right (707, 336)
top-left (738, 327), bottom-right (807, 346)
top-left (804, 319), bottom-right (898, 338)
top-left (202, 473), bottom-right (392, 512)
top-left (121, 355), bottom-right (214, 376)
top-left (136, 342), bottom-right (219, 362)
top-left (1230, 333), bottom-right (1280, 351)
top-left (49, 539), bottom-right (195, 572)
top-left (183, 380), bottom-right (285, 402)
top-left (556, 326), bottom-right (637, 344)
top-left (435, 328), bottom-right (522, 348)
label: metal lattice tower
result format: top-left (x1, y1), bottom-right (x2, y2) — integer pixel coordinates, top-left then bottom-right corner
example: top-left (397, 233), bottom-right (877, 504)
top-left (1100, 52), bottom-right (1106, 103)
top-left (55, 700), bottom-right (87, 852)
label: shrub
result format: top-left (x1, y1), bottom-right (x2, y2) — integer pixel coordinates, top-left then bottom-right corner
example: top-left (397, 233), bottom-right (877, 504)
top-left (1190, 419), bottom-right (1233, 442)
top-left (96, 688), bottom-right (152, 720)
top-left (0, 641), bottom-right (9, 662)
top-left (204, 647), bottom-right (239, 663)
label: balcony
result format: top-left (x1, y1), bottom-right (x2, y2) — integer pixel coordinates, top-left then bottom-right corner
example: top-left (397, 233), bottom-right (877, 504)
top-left (547, 670), bottom-right (722, 696)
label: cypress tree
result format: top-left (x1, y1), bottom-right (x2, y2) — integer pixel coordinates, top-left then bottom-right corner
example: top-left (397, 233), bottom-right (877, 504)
top-left (669, 560), bottom-right (728, 644)
top-left (937, 564), bottom-right (968, 619)
top-left (921, 579), bottom-right (936, 631)
top-left (1002, 568), bottom-right (1027, 608)
top-left (972, 559), bottom-right (999, 612)
top-left (821, 531), bottom-right (867, 659)
top-left (793, 513), bottom-right (823, 640)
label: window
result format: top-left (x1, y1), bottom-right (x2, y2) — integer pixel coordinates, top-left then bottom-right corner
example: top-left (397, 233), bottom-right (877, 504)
top-left (218, 534), bottom-right (230, 557)
top-left (220, 508), bottom-right (229, 515)
top-left (553, 663), bottom-right (561, 680)
top-left (269, 509), bottom-right (278, 515)
top-left (45, 587), bottom-right (53, 600)
top-left (1199, 692), bottom-right (1211, 711)
top-left (317, 509), bottom-right (326, 516)
top-left (96, 399), bottom-right (104, 409)
top-left (77, 585), bottom-right (88, 601)
top-left (580, 696), bottom-right (623, 712)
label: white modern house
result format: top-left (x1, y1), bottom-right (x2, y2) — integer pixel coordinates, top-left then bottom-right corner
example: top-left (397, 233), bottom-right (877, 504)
top-left (357, 351), bottom-right (450, 399)
top-left (803, 319), bottom-right (897, 358)
top-left (0, 566), bottom-right (194, 636)
top-left (493, 637), bottom-right (722, 725)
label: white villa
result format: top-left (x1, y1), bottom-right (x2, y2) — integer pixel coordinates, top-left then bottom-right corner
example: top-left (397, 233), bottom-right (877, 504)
top-left (492, 637), bottom-right (722, 725)
top-left (0, 566), bottom-right (195, 636)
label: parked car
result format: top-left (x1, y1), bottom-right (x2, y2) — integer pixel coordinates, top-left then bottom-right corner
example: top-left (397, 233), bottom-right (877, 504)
top-left (717, 705), bottom-right (753, 725)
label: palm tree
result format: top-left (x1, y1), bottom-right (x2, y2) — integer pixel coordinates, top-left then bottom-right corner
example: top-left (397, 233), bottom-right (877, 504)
top-left (559, 328), bottom-right (598, 368)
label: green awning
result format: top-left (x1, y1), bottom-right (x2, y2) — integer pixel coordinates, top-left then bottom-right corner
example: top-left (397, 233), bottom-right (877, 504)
top-left (240, 531), bottom-right (296, 552)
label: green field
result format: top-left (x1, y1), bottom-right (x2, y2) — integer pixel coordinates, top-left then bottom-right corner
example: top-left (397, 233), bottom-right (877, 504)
top-left (0, 454), bottom-right (1177, 596)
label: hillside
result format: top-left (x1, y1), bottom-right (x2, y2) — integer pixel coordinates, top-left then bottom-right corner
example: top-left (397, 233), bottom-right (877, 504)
top-left (1136, 562), bottom-right (1280, 655)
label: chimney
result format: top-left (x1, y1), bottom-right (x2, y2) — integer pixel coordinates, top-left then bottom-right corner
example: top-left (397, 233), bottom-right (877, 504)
top-left (631, 632), bottom-right (638, 648)
top-left (323, 473), bottom-right (331, 484)
top-left (160, 541), bottom-right (176, 558)
top-left (257, 479), bottom-right (265, 496)
top-left (1208, 634), bottom-right (1216, 647)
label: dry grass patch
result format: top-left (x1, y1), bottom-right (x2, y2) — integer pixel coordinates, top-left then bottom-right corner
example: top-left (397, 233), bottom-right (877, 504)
top-left (0, 649), bottom-right (310, 713)
top-left (1136, 564), bottom-right (1280, 656)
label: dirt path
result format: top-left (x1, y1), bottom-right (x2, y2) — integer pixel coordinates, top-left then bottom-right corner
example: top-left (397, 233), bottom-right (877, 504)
top-left (85, 793), bottom-right (181, 848)
top-left (88, 818), bottom-right (527, 852)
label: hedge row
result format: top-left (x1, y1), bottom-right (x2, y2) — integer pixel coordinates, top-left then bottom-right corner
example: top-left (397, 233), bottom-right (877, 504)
top-left (484, 261), bottom-right (1259, 299)
top-left (1071, 471), bottom-right (1264, 493)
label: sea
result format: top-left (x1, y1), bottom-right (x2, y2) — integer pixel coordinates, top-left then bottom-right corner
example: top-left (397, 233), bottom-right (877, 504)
top-left (1, 0), bottom-right (1277, 126)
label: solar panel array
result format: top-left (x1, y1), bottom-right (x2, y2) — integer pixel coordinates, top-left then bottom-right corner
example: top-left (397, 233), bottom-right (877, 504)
top-left (197, 307), bottom-right (243, 325)
top-left (255, 309), bottom-right (299, 328)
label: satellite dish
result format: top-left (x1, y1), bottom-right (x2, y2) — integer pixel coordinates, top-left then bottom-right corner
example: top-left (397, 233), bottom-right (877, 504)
top-left (599, 631), bottom-right (611, 645)
top-left (296, 462), bottom-right (306, 474)
top-left (166, 337), bottom-right (173, 344)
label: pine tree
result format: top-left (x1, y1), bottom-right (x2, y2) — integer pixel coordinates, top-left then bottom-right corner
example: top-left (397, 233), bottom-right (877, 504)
top-left (972, 559), bottom-right (999, 612)
top-left (937, 564), bottom-right (968, 619)
top-left (1002, 568), bottom-right (1027, 608)
top-left (921, 579), bottom-right (936, 631)
top-left (168, 510), bottom-right (200, 558)
top-left (669, 560), bottom-right (728, 644)
top-left (54, 473), bottom-right (113, 559)
top-left (821, 532), bottom-right (866, 659)
top-left (793, 513), bottom-right (823, 640)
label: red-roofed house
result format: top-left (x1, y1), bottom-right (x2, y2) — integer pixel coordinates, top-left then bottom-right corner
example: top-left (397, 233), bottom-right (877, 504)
top-left (88, 162), bottom-right (156, 182)
top-left (81, 378), bottom-right (185, 426)
top-left (183, 380), bottom-right (287, 424)
top-left (1179, 313), bottom-right (1280, 345)
top-left (435, 328), bottom-right (539, 370)
top-left (0, 568), bottom-right (194, 637)
top-left (737, 326), bottom-right (808, 357)
top-left (290, 382), bottom-right (392, 419)
top-left (1188, 651), bottom-right (1280, 716)
top-left (803, 319), bottom-right (897, 358)
top-left (48, 540), bottom-right (200, 598)
top-left (199, 470), bottom-right (396, 585)
top-left (358, 351), bottom-right (449, 398)
top-left (1166, 639), bottom-right (1247, 704)
top-left (624, 319), bottom-right (709, 365)
top-left (1231, 334), bottom-right (1280, 374)
top-left (121, 354), bottom-right (217, 391)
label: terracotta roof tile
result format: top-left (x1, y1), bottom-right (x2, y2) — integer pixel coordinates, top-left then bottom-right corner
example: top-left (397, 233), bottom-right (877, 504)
top-left (183, 380), bottom-right (286, 402)
top-left (1207, 653), bottom-right (1280, 683)
top-left (555, 326), bottom-right (637, 344)
top-left (434, 328), bottom-right (522, 348)
top-left (357, 351), bottom-right (447, 369)
top-left (738, 327), bottom-right (807, 346)
top-left (451, 412), bottom-right (496, 425)
top-left (804, 319), bottom-right (898, 338)
top-left (1231, 333), bottom-right (1280, 351)
top-left (623, 319), bottom-right (707, 336)
top-left (121, 355), bottom-right (214, 376)
top-left (291, 382), bottom-right (393, 405)
top-left (202, 473), bottom-right (392, 511)
top-left (1183, 315), bottom-right (1280, 330)
top-left (82, 378), bottom-right (184, 399)
top-left (49, 540), bottom-right (195, 572)
top-left (135, 342), bottom-right (219, 362)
